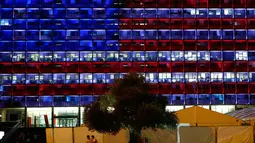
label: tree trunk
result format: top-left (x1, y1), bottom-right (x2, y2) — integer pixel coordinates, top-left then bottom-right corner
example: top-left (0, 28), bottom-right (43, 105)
top-left (129, 131), bottom-right (142, 143)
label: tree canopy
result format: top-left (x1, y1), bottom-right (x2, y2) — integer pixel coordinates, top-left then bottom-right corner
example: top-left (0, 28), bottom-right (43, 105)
top-left (83, 73), bottom-right (178, 137)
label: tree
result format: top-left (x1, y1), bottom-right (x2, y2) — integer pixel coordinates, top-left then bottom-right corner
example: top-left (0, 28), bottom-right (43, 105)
top-left (83, 73), bottom-right (178, 143)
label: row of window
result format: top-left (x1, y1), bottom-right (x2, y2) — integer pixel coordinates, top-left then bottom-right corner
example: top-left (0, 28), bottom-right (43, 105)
top-left (0, 95), bottom-right (96, 107)
top-left (1, 29), bottom-right (255, 40)
top-left (0, 51), bottom-right (252, 62)
top-left (0, 94), bottom-right (254, 107)
top-left (1, 8), bottom-right (255, 18)
top-left (0, 72), bottom-right (255, 84)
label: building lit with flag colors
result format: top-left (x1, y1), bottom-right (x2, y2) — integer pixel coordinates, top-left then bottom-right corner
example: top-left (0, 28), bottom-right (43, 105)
top-left (0, 0), bottom-right (254, 127)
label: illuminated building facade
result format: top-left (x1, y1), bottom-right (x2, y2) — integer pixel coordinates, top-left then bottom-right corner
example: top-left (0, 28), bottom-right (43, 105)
top-left (0, 0), bottom-right (254, 126)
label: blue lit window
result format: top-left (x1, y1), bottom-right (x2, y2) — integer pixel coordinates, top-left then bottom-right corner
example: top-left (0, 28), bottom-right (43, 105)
top-left (80, 30), bottom-right (92, 40)
top-left (249, 72), bottom-right (255, 82)
top-left (80, 40), bottom-right (92, 51)
top-left (26, 96), bottom-right (39, 107)
top-left (93, 19), bottom-right (105, 29)
top-left (80, 8), bottom-right (93, 18)
top-left (223, 51), bottom-right (235, 61)
top-left (93, 73), bottom-right (105, 83)
top-left (106, 30), bottom-right (119, 40)
top-left (235, 30), bottom-right (246, 40)
top-left (211, 94), bottom-right (224, 104)
top-left (133, 51), bottom-right (145, 61)
top-left (53, 30), bottom-right (66, 40)
top-left (237, 94), bottom-right (249, 105)
top-left (27, 30), bottom-right (39, 40)
top-left (196, 9), bottom-right (207, 18)
top-left (26, 74), bottom-right (39, 84)
top-left (119, 30), bottom-right (132, 40)
top-left (27, 19), bottom-right (39, 29)
top-left (66, 73), bottom-right (79, 84)
top-left (12, 96), bottom-right (25, 107)
top-left (172, 72), bottom-right (184, 83)
top-left (209, 30), bottom-right (222, 40)
top-left (40, 19), bottom-right (53, 29)
top-left (159, 73), bottom-right (171, 83)
top-left (0, 42), bottom-right (13, 51)
top-left (224, 94), bottom-right (236, 104)
top-left (53, 52), bottom-right (65, 62)
top-left (26, 52), bottom-right (39, 62)
top-left (158, 51), bottom-right (171, 61)
top-left (1, 8), bottom-right (13, 18)
top-left (119, 51), bottom-right (132, 61)
top-left (171, 30), bottom-right (182, 40)
top-left (41, 8), bottom-right (53, 18)
top-left (66, 30), bottom-right (79, 40)
top-left (208, 8), bottom-right (221, 18)
top-left (224, 72), bottom-right (236, 82)
top-left (144, 8), bottom-right (157, 18)
top-left (106, 8), bottom-right (118, 18)
top-left (39, 74), bottom-right (53, 84)
top-left (0, 19), bottom-right (12, 29)
top-left (171, 51), bottom-right (184, 61)
top-left (54, 41), bottom-right (66, 51)
top-left (54, 96), bottom-right (66, 107)
top-left (211, 72), bottom-right (223, 82)
top-left (184, 30), bottom-right (196, 40)
top-left (27, 0), bottom-right (41, 7)
top-left (185, 72), bottom-right (197, 82)
top-left (132, 8), bottom-right (144, 18)
top-left (198, 72), bottom-right (210, 82)
top-left (12, 74), bottom-right (25, 84)
top-left (0, 30), bottom-right (13, 40)
top-left (106, 73), bottom-right (119, 83)
top-left (197, 51), bottom-right (210, 61)
top-left (172, 94), bottom-right (184, 105)
top-left (80, 19), bottom-right (93, 29)
top-left (13, 52), bottom-right (25, 62)
top-left (236, 72), bottom-right (249, 82)
top-left (106, 40), bottom-right (118, 51)
top-left (236, 51), bottom-right (248, 60)
top-left (132, 30), bottom-right (145, 40)
top-left (146, 73), bottom-right (158, 83)
top-left (13, 19), bottom-right (26, 29)
top-left (93, 8), bottom-right (106, 18)
top-left (14, 30), bottom-right (26, 40)
top-left (80, 51), bottom-right (92, 61)
top-left (222, 8), bottom-right (233, 18)
top-left (196, 30), bottom-right (208, 40)
top-left (170, 9), bottom-right (183, 18)
top-left (67, 19), bottom-right (79, 28)
top-left (66, 96), bottom-right (79, 106)
top-left (246, 9), bottom-right (255, 18)
top-left (93, 40), bottom-right (106, 50)
top-left (105, 19), bottom-right (118, 29)
top-left (0, 74), bottom-right (12, 84)
top-left (66, 52), bottom-right (79, 62)
top-left (106, 51), bottom-right (119, 61)
top-left (247, 30), bottom-right (255, 40)
top-left (93, 0), bottom-right (106, 7)
top-left (186, 94), bottom-right (197, 105)
top-left (183, 8), bottom-right (196, 18)
top-left (54, 8), bottom-right (66, 18)
top-left (145, 51), bottom-right (158, 61)
top-left (145, 30), bottom-right (157, 40)
top-left (93, 30), bottom-right (106, 39)
top-left (39, 52), bottom-right (53, 62)
top-left (14, 42), bottom-right (26, 51)
top-left (13, 0), bottom-right (26, 6)
top-left (198, 94), bottom-right (210, 105)
top-left (80, 73), bottom-right (92, 84)
top-left (27, 8), bottom-right (40, 18)
top-left (235, 9), bottom-right (246, 18)
top-left (157, 8), bottom-right (170, 18)
top-left (185, 51), bottom-right (197, 61)
top-left (93, 51), bottom-right (105, 61)
top-left (67, 8), bottom-right (79, 18)
top-left (120, 8), bottom-right (132, 18)
top-left (39, 96), bottom-right (53, 107)
top-left (53, 73), bottom-right (66, 84)
top-left (40, 30), bottom-right (53, 40)
top-left (80, 96), bottom-right (95, 106)
top-left (0, 52), bottom-right (12, 62)
top-left (210, 51), bottom-right (222, 61)
top-left (0, 0), bottom-right (13, 7)
top-left (249, 51), bottom-right (255, 60)
top-left (41, 0), bottom-right (53, 7)
top-left (158, 30), bottom-right (170, 40)
top-left (27, 40), bottom-right (39, 50)
top-left (67, 41), bottom-right (79, 51)
top-left (222, 30), bottom-right (234, 40)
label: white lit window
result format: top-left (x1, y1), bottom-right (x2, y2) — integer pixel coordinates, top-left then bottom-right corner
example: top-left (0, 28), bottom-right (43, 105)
top-left (211, 72), bottom-right (223, 82)
top-left (185, 51), bottom-right (197, 61)
top-left (235, 51), bottom-right (248, 60)
top-left (185, 72), bottom-right (197, 82)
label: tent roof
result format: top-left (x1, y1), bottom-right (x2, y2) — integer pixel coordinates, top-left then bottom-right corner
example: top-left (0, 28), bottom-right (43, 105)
top-left (176, 106), bottom-right (242, 126)
top-left (227, 108), bottom-right (255, 121)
